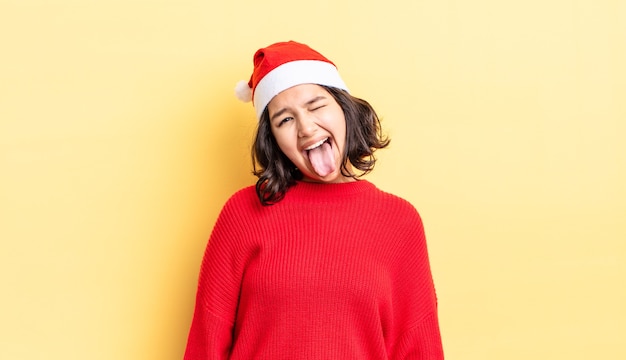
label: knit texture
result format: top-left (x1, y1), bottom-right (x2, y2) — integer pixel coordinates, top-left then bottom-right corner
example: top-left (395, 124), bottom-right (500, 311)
top-left (184, 180), bottom-right (443, 359)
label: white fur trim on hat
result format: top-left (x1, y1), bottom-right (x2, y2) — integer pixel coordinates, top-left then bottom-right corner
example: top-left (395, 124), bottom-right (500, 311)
top-left (252, 60), bottom-right (349, 120)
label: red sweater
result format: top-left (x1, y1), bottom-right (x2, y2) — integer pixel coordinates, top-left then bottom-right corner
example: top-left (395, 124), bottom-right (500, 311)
top-left (184, 180), bottom-right (443, 359)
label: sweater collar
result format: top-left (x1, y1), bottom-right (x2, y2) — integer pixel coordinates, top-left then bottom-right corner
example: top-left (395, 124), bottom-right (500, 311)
top-left (285, 179), bottom-right (375, 202)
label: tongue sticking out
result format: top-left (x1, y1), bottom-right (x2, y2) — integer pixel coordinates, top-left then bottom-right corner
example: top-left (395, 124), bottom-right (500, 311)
top-left (308, 141), bottom-right (336, 177)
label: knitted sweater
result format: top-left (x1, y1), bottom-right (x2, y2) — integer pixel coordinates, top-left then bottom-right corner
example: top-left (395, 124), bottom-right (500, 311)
top-left (184, 180), bottom-right (443, 359)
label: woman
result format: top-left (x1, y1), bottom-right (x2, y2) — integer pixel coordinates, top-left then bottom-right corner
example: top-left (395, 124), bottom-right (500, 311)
top-left (184, 41), bottom-right (444, 359)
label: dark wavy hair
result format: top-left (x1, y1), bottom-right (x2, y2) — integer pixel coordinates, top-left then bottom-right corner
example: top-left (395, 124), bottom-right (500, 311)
top-left (251, 86), bottom-right (390, 205)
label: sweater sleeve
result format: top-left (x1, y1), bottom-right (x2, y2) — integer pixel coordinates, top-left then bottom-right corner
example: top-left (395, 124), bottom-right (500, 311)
top-left (388, 203), bottom-right (444, 360)
top-left (184, 192), bottom-right (254, 359)
top-left (391, 311), bottom-right (444, 359)
top-left (184, 307), bottom-right (234, 359)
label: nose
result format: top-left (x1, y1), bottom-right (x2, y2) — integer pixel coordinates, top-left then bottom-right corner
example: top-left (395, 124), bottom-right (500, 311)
top-left (296, 113), bottom-right (317, 138)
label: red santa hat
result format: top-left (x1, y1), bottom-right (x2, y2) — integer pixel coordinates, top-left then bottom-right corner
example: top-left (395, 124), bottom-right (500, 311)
top-left (235, 41), bottom-right (349, 120)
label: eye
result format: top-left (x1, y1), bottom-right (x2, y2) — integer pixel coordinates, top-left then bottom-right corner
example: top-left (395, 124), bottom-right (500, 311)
top-left (311, 105), bottom-right (326, 111)
top-left (277, 117), bottom-right (293, 127)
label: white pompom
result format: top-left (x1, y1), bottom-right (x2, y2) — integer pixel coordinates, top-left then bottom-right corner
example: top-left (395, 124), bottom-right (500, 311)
top-left (234, 80), bottom-right (252, 102)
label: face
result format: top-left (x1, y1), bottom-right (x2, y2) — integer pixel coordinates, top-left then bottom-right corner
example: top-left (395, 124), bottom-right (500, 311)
top-left (267, 84), bottom-right (354, 183)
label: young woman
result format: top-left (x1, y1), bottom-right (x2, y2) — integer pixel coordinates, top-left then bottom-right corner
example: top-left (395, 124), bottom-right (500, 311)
top-left (184, 41), bottom-right (444, 359)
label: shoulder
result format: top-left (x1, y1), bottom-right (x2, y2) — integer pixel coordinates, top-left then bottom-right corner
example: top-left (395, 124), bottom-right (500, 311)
top-left (369, 184), bottom-right (422, 220)
top-left (368, 185), bottom-right (427, 242)
top-left (216, 185), bottom-right (262, 220)
top-left (224, 185), bottom-right (258, 205)
top-left (207, 185), bottom-right (262, 247)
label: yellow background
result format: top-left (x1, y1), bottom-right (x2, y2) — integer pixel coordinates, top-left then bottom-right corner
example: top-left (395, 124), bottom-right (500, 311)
top-left (1, 1), bottom-right (624, 359)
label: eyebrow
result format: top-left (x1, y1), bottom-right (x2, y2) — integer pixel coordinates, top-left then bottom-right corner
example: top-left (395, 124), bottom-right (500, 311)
top-left (270, 95), bottom-right (327, 123)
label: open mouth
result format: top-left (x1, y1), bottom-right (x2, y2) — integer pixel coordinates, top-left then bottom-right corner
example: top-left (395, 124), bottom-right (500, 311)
top-left (302, 137), bottom-right (336, 177)
top-left (304, 137), bottom-right (330, 152)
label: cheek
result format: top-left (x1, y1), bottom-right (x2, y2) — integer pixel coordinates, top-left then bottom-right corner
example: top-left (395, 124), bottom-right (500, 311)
top-left (271, 130), bottom-right (296, 155)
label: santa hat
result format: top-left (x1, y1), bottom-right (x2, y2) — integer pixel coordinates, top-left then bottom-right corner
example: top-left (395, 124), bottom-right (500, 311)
top-left (235, 41), bottom-right (349, 120)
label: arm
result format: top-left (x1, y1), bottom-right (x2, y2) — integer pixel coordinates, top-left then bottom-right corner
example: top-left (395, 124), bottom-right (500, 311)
top-left (184, 306), bottom-right (234, 359)
top-left (184, 196), bottom-right (250, 360)
top-left (389, 207), bottom-right (444, 359)
top-left (391, 312), bottom-right (444, 359)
